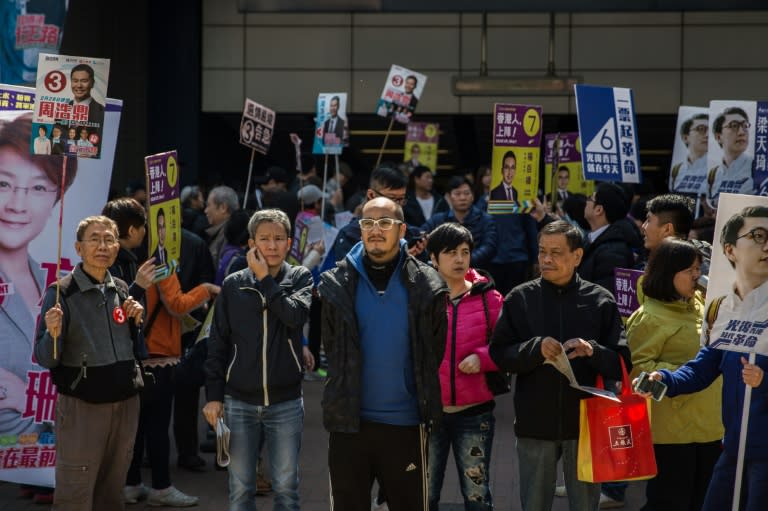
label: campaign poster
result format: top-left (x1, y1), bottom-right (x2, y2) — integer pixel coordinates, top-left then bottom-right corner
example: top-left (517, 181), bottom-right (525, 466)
top-left (487, 103), bottom-right (542, 214)
top-left (146, 151), bottom-right (181, 281)
top-left (312, 92), bottom-right (348, 156)
top-left (703, 101), bottom-right (765, 210)
top-left (0, 83), bottom-right (120, 486)
top-left (702, 193), bottom-right (768, 355)
top-left (574, 84), bottom-right (641, 184)
top-left (543, 132), bottom-right (593, 205)
top-left (0, 1), bottom-right (68, 85)
top-left (239, 98), bottom-right (275, 155)
top-left (668, 106), bottom-right (710, 195)
top-left (32, 53), bottom-right (109, 159)
top-left (404, 122), bottom-right (439, 172)
top-left (756, 103), bottom-right (768, 196)
top-left (375, 64), bottom-right (427, 125)
top-left (614, 268), bottom-right (644, 321)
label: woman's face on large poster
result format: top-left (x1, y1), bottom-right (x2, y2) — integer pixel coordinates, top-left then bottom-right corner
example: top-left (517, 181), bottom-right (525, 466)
top-left (0, 148), bottom-right (57, 252)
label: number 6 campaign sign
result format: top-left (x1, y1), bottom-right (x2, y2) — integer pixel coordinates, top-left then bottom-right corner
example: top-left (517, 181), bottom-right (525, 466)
top-left (239, 98), bottom-right (275, 155)
top-left (575, 84), bottom-right (641, 184)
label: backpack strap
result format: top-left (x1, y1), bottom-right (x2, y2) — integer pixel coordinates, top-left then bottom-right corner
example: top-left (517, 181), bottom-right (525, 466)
top-left (705, 295), bottom-right (725, 345)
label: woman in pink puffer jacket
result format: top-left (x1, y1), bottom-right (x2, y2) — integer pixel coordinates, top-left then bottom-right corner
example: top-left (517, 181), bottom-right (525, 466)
top-left (426, 223), bottom-right (504, 511)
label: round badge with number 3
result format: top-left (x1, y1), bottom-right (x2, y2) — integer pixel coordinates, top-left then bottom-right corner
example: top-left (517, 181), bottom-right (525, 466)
top-left (113, 306), bottom-right (126, 324)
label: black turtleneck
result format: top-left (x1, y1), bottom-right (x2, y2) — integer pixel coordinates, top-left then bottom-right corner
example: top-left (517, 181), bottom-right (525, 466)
top-left (362, 254), bottom-right (398, 293)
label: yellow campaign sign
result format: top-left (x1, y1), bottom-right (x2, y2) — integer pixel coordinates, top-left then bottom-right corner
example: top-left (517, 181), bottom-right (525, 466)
top-left (404, 122), bottom-right (439, 172)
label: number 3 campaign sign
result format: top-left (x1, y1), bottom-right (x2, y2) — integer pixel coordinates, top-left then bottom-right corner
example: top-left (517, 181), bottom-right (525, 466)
top-left (575, 84), bottom-right (641, 184)
top-left (240, 98), bottom-right (275, 155)
top-left (32, 53), bottom-right (110, 159)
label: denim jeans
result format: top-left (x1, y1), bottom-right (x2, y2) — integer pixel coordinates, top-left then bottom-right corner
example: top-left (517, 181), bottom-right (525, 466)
top-left (702, 453), bottom-right (768, 511)
top-left (428, 410), bottom-right (495, 511)
top-left (516, 437), bottom-right (600, 511)
top-left (224, 396), bottom-right (304, 511)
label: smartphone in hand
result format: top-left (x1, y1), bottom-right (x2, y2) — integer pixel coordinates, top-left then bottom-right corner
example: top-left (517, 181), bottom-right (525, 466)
top-left (634, 371), bottom-right (667, 401)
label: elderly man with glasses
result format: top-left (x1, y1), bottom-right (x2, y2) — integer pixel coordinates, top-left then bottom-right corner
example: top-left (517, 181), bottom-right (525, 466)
top-left (318, 197), bottom-right (448, 511)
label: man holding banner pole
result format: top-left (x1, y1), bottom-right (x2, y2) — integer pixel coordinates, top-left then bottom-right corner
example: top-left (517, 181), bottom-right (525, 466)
top-left (642, 204), bottom-right (768, 510)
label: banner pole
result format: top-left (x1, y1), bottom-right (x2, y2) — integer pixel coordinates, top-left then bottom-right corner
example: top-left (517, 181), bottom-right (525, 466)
top-left (550, 134), bottom-right (561, 213)
top-left (731, 350), bottom-right (756, 511)
top-left (53, 155), bottom-right (68, 360)
top-left (243, 148), bottom-right (256, 210)
top-left (376, 116), bottom-right (395, 169)
top-left (334, 154), bottom-right (341, 207)
top-left (320, 154), bottom-right (329, 220)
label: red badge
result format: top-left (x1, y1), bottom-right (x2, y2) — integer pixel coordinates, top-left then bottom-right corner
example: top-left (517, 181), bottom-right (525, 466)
top-left (113, 306), bottom-right (126, 324)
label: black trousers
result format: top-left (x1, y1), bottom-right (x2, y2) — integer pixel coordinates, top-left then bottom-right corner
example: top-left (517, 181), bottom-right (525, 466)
top-left (174, 331), bottom-right (201, 457)
top-left (641, 441), bottom-right (722, 511)
top-left (329, 421), bottom-right (427, 511)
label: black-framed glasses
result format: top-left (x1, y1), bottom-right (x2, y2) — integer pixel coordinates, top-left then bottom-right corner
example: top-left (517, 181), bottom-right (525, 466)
top-left (736, 227), bottom-right (768, 245)
top-left (371, 189), bottom-right (407, 205)
top-left (723, 120), bottom-right (750, 131)
top-left (359, 217), bottom-right (402, 231)
top-left (689, 125), bottom-right (708, 135)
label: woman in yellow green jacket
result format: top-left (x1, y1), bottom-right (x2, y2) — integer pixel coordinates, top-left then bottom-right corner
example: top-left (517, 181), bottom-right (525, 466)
top-left (627, 238), bottom-right (723, 511)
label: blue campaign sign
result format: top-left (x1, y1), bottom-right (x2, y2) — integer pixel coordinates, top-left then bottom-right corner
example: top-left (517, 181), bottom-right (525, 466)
top-left (575, 84), bottom-right (642, 184)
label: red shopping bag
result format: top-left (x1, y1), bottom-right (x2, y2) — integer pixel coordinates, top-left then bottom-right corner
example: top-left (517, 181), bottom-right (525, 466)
top-left (577, 358), bottom-right (657, 482)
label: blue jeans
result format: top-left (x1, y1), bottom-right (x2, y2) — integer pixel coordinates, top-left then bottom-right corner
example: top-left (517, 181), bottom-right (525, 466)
top-left (516, 437), bottom-right (600, 511)
top-left (224, 396), bottom-right (304, 511)
top-left (428, 409), bottom-right (495, 511)
top-left (703, 453), bottom-right (768, 511)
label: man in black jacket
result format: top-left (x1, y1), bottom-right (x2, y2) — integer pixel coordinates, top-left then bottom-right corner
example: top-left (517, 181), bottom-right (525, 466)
top-left (490, 220), bottom-right (631, 511)
top-left (318, 197), bottom-right (447, 511)
top-left (203, 209), bottom-right (313, 511)
top-left (579, 183), bottom-right (638, 294)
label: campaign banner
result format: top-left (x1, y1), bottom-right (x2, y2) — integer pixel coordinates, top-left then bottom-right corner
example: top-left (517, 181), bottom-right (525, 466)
top-left (668, 106), bottom-right (710, 194)
top-left (574, 84), bottom-right (641, 184)
top-left (614, 268), bottom-right (644, 320)
top-left (756, 103), bottom-right (768, 195)
top-left (543, 132), bottom-right (594, 204)
top-left (703, 101), bottom-right (760, 209)
top-left (488, 103), bottom-right (542, 214)
top-left (0, 2), bottom-right (67, 85)
top-left (375, 65), bottom-right (427, 125)
top-left (239, 98), bottom-right (275, 155)
top-left (0, 83), bottom-right (120, 486)
top-left (404, 122), bottom-right (439, 172)
top-left (146, 151), bottom-right (181, 281)
top-left (32, 53), bottom-right (109, 159)
top-left (702, 193), bottom-right (768, 355)
top-left (312, 93), bottom-right (348, 155)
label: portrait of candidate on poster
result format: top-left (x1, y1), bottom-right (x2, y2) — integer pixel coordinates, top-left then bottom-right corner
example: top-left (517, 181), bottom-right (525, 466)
top-left (32, 53), bottom-right (109, 159)
top-left (375, 64), bottom-right (427, 125)
top-left (312, 93), bottom-right (348, 156)
top-left (703, 101), bottom-right (758, 209)
top-left (669, 106), bottom-right (710, 195)
top-left (703, 193), bottom-right (768, 356)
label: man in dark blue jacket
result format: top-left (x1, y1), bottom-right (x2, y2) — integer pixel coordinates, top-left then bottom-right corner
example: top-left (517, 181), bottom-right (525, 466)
top-left (203, 209), bottom-right (313, 511)
top-left (422, 177), bottom-right (498, 270)
top-left (319, 197), bottom-right (447, 511)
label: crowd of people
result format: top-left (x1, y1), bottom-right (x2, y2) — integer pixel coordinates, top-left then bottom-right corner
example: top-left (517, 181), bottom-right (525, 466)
top-left (8, 119), bottom-right (765, 511)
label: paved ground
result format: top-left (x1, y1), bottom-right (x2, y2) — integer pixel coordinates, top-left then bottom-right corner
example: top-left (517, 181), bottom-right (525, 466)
top-left (0, 378), bottom-right (646, 510)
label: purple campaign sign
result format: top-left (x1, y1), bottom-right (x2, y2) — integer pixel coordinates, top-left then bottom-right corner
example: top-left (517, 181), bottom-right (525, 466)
top-left (614, 267), bottom-right (643, 318)
top-left (544, 132), bottom-right (580, 164)
top-left (493, 104), bottom-right (543, 147)
top-left (146, 151), bottom-right (179, 204)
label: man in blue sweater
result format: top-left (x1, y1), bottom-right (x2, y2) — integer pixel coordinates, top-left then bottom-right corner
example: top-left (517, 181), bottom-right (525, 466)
top-left (319, 197), bottom-right (447, 511)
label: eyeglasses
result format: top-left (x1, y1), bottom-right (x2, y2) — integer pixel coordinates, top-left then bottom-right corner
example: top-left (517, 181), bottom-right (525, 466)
top-left (736, 227), bottom-right (768, 245)
top-left (80, 236), bottom-right (118, 247)
top-left (689, 125), bottom-right (708, 135)
top-left (359, 218), bottom-right (402, 231)
top-left (723, 120), bottom-right (750, 132)
top-left (371, 189), bottom-right (407, 205)
top-left (0, 181), bottom-right (57, 198)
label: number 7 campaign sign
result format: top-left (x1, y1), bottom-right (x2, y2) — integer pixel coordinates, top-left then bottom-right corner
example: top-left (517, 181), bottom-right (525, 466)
top-left (239, 98), bottom-right (275, 155)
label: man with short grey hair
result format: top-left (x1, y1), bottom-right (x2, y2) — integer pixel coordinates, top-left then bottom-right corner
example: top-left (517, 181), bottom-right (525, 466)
top-left (204, 185), bottom-right (239, 267)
